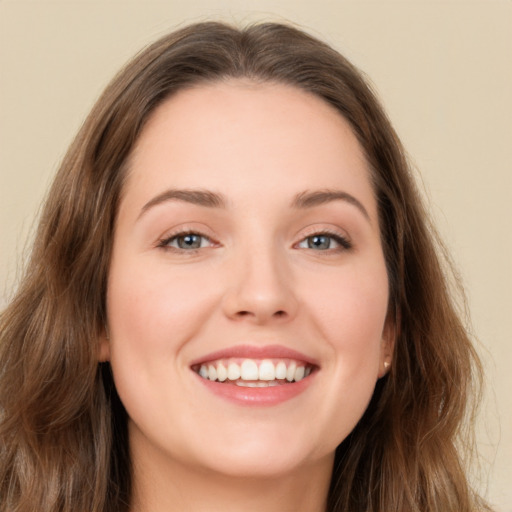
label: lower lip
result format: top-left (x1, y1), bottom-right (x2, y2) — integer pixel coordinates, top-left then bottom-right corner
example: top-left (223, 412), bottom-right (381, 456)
top-left (194, 373), bottom-right (316, 406)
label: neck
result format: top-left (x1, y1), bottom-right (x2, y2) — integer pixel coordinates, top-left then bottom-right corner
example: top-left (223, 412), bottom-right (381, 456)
top-left (129, 440), bottom-right (333, 512)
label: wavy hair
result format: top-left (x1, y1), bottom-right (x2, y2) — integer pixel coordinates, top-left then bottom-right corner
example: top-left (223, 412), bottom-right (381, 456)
top-left (0, 21), bottom-right (488, 511)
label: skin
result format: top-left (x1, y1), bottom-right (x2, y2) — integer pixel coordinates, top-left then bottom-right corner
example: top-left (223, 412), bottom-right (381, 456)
top-left (101, 80), bottom-right (394, 512)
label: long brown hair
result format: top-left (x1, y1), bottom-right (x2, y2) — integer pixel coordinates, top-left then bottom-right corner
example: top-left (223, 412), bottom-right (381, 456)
top-left (0, 21), bottom-right (488, 511)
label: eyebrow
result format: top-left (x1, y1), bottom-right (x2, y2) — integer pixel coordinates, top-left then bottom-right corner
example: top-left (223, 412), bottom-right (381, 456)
top-left (137, 187), bottom-right (370, 222)
top-left (292, 189), bottom-right (370, 221)
top-left (138, 188), bottom-right (226, 220)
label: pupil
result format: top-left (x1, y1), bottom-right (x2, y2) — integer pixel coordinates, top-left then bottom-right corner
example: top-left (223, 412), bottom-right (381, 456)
top-left (309, 235), bottom-right (330, 250)
top-left (179, 234), bottom-right (201, 249)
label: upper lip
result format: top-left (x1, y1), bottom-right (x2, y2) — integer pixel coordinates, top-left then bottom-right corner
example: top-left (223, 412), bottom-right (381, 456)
top-left (189, 344), bottom-right (319, 367)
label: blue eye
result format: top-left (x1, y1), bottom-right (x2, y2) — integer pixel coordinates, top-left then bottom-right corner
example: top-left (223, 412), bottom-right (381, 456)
top-left (160, 232), bottom-right (212, 250)
top-left (298, 233), bottom-right (351, 251)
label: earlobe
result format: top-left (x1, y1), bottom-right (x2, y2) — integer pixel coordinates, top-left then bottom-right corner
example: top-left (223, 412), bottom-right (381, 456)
top-left (379, 357), bottom-right (393, 378)
top-left (379, 319), bottom-right (395, 378)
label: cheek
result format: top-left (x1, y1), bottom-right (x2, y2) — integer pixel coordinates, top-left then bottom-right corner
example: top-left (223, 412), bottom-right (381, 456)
top-left (107, 260), bottom-right (217, 347)
top-left (105, 259), bottom-right (224, 417)
top-left (310, 265), bottom-right (389, 434)
top-left (105, 261), bottom-right (213, 432)
top-left (302, 260), bottom-right (390, 398)
top-left (309, 262), bottom-right (389, 343)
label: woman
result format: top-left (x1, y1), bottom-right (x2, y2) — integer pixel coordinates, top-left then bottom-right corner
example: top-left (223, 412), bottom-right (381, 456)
top-left (0, 21), bottom-right (489, 511)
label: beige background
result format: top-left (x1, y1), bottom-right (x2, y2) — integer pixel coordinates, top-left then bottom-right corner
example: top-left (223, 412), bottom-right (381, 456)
top-left (1, 1), bottom-right (511, 510)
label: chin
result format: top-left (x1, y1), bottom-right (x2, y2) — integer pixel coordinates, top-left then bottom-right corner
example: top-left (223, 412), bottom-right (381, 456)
top-left (197, 450), bottom-right (319, 479)
top-left (184, 427), bottom-right (333, 479)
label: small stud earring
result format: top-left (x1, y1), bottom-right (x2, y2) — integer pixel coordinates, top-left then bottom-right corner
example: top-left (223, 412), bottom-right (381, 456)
top-left (384, 361), bottom-right (391, 369)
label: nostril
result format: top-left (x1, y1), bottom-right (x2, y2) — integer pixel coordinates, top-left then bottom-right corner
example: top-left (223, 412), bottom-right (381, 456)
top-left (234, 309), bottom-right (287, 320)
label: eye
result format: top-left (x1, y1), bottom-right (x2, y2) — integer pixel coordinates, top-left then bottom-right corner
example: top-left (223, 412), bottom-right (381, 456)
top-left (159, 232), bottom-right (213, 251)
top-left (297, 233), bottom-right (351, 251)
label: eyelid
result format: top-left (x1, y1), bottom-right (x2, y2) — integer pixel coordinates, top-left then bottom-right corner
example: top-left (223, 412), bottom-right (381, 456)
top-left (162, 233), bottom-right (212, 250)
top-left (294, 225), bottom-right (352, 251)
top-left (156, 226), bottom-right (219, 251)
top-left (155, 224), bottom-right (351, 253)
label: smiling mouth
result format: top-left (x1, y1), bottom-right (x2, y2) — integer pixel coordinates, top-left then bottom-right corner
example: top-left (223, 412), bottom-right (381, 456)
top-left (192, 358), bottom-right (315, 387)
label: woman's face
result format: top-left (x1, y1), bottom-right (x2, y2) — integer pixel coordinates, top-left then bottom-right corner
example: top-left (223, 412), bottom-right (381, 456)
top-left (103, 81), bottom-right (393, 479)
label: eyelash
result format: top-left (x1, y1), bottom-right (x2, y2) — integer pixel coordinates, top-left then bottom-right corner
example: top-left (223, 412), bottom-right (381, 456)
top-left (157, 231), bottom-right (215, 252)
top-left (296, 230), bottom-right (352, 252)
top-left (157, 229), bottom-right (352, 253)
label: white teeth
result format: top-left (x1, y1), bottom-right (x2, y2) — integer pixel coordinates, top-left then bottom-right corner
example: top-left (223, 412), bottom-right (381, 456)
top-left (199, 365), bottom-right (209, 379)
top-left (286, 362), bottom-right (297, 382)
top-left (258, 360), bottom-right (275, 381)
top-left (208, 364), bottom-right (217, 381)
top-left (217, 362), bottom-right (228, 382)
top-left (227, 362), bottom-right (241, 380)
top-left (275, 361), bottom-right (287, 380)
top-left (240, 360), bottom-right (259, 380)
top-left (196, 358), bottom-right (313, 384)
top-left (294, 366), bottom-right (305, 382)
top-left (236, 381), bottom-right (280, 387)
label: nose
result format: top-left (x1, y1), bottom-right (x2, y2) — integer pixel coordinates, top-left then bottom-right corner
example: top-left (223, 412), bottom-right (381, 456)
top-left (221, 245), bottom-right (299, 325)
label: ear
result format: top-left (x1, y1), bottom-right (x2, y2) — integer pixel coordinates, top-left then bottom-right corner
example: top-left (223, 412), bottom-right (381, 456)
top-left (378, 316), bottom-right (396, 378)
top-left (98, 326), bottom-right (111, 362)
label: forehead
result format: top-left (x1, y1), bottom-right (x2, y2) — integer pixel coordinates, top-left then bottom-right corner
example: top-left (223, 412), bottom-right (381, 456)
top-left (123, 80), bottom-right (376, 219)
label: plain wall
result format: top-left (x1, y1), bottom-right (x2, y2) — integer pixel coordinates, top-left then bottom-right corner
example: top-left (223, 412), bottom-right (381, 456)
top-left (1, 1), bottom-right (511, 510)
